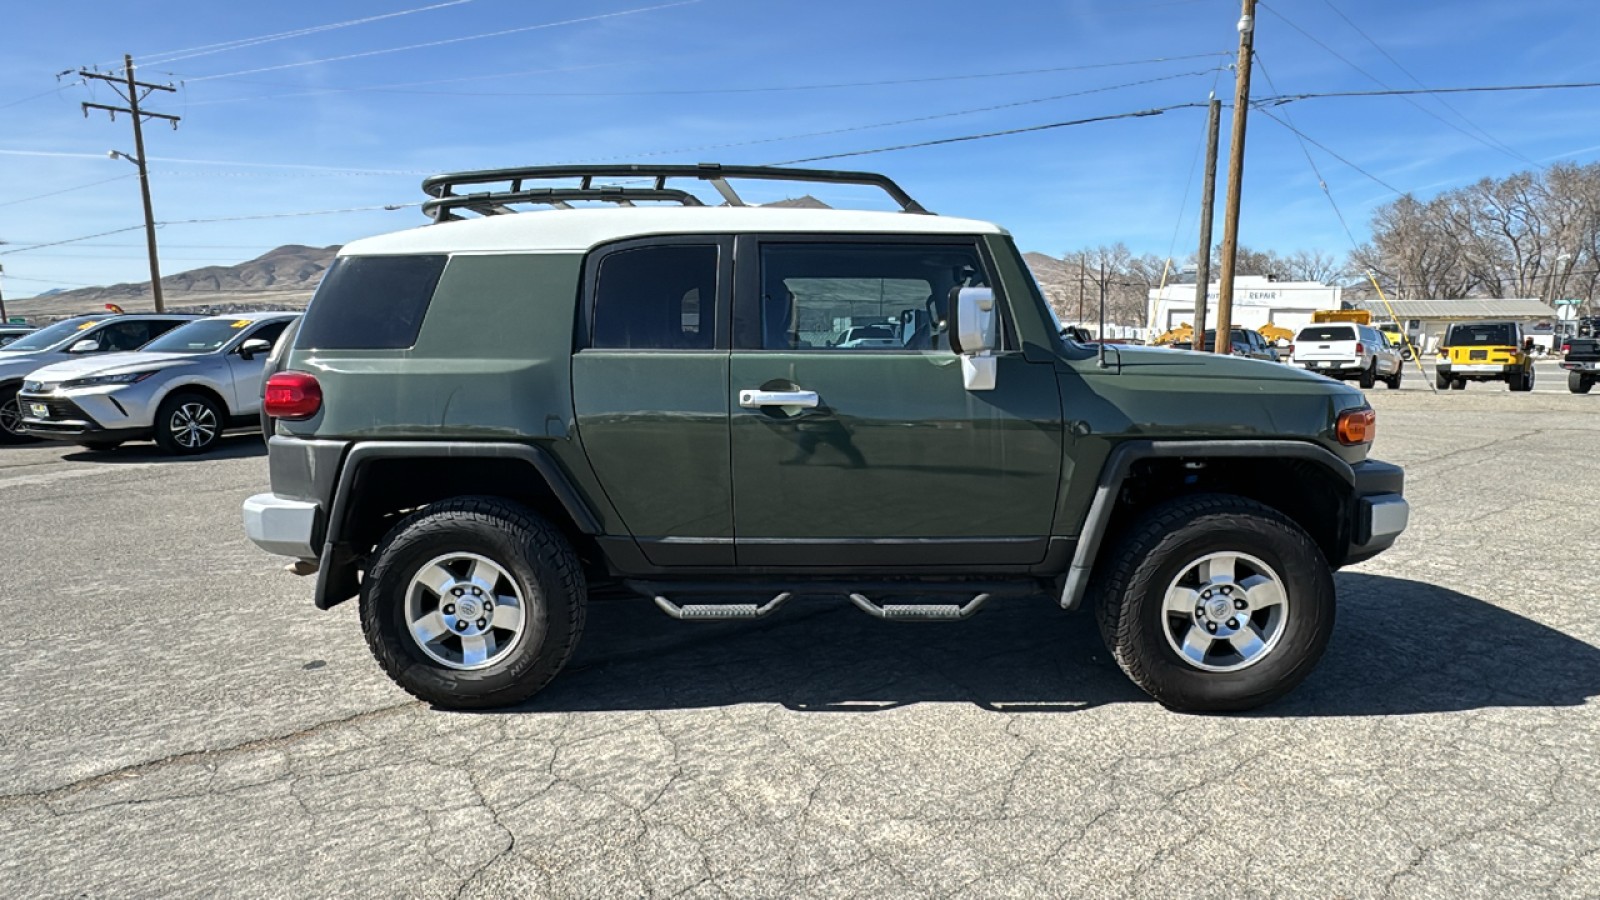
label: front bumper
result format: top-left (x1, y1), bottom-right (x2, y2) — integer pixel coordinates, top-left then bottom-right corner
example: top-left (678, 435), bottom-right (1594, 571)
top-left (17, 384), bottom-right (158, 437)
top-left (242, 492), bottom-right (322, 560)
top-left (1344, 459), bottom-right (1409, 565)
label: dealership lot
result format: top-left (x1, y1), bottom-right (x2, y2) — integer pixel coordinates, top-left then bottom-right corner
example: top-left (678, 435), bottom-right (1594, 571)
top-left (2, 383), bottom-right (1598, 897)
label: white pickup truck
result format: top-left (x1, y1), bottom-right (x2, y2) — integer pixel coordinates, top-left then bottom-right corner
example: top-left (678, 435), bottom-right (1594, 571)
top-left (1290, 323), bottom-right (1403, 389)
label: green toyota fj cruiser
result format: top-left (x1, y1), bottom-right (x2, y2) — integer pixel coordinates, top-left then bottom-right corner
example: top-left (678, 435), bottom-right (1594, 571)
top-left (242, 164), bottom-right (1408, 712)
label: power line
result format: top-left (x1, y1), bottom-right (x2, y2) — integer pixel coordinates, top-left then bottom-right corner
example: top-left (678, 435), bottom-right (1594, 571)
top-left (185, 52), bottom-right (1234, 105)
top-left (0, 85), bottom-right (69, 111)
top-left (133, 0), bottom-right (475, 66)
top-left (1257, 80), bottom-right (1600, 104)
top-left (1255, 107), bottom-right (1404, 197)
top-left (1252, 56), bottom-right (1366, 247)
top-left (1315, 0), bottom-right (1528, 165)
top-left (0, 204), bottom-right (417, 257)
top-left (771, 104), bottom-right (1201, 165)
top-left (0, 175), bottom-right (135, 209)
top-left (1257, 1), bottom-right (1533, 166)
top-left (559, 69), bottom-right (1220, 165)
top-left (183, 0), bottom-right (705, 83)
top-left (0, 225), bottom-right (148, 255)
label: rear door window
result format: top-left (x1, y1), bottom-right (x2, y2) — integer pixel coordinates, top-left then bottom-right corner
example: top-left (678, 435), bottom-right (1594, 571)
top-left (295, 255), bottom-right (448, 350)
top-left (588, 244), bottom-right (720, 350)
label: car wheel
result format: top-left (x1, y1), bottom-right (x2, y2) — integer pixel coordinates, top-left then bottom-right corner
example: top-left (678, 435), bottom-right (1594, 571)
top-left (1435, 371), bottom-right (1451, 391)
top-left (1509, 368), bottom-right (1534, 392)
top-left (1451, 378), bottom-right (1467, 390)
top-left (154, 392), bottom-right (224, 455)
top-left (0, 384), bottom-right (39, 445)
top-left (1093, 493), bottom-right (1335, 712)
top-left (1358, 361), bottom-right (1376, 389)
top-left (360, 496), bottom-right (586, 710)
top-left (1571, 371), bottom-right (1593, 394)
top-left (1386, 367), bottom-right (1402, 389)
top-left (76, 440), bottom-right (124, 452)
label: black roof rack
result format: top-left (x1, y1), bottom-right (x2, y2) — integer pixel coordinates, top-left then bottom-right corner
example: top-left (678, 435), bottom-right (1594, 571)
top-left (419, 162), bottom-right (931, 221)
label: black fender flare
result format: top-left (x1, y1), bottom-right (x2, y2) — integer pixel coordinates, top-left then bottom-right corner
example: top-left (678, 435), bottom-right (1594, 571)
top-left (1058, 439), bottom-right (1355, 611)
top-left (314, 441), bottom-right (601, 609)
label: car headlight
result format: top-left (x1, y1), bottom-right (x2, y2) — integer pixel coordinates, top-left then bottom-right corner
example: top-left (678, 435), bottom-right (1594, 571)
top-left (62, 370), bottom-right (160, 388)
top-left (21, 380), bottom-right (43, 392)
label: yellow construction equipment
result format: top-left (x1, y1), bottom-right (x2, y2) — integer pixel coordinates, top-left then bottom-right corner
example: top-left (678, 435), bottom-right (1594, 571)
top-left (1153, 322), bottom-right (1193, 346)
top-left (1311, 309), bottom-right (1372, 325)
top-left (1257, 322), bottom-right (1294, 344)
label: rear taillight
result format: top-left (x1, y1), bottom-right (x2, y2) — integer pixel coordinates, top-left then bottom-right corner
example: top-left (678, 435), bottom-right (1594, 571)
top-left (1354, 341), bottom-right (1365, 356)
top-left (1336, 407), bottom-right (1376, 445)
top-left (264, 371), bottom-right (322, 420)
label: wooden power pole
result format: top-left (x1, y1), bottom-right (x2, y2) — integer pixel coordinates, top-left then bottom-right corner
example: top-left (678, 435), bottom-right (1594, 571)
top-left (1193, 95), bottom-right (1221, 342)
top-left (80, 55), bottom-right (180, 312)
top-left (1214, 0), bottom-right (1257, 353)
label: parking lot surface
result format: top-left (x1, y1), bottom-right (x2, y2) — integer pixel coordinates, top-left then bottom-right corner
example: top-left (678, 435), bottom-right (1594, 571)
top-left (3, 380), bottom-right (1598, 898)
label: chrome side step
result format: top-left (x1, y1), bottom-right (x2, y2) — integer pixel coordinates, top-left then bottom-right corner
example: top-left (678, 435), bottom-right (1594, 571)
top-left (651, 592), bottom-right (792, 621)
top-left (847, 592), bottom-right (991, 622)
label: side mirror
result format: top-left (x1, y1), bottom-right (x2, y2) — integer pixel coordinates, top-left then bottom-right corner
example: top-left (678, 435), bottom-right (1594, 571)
top-left (238, 338), bottom-right (271, 361)
top-left (69, 338), bottom-right (99, 353)
top-left (949, 287), bottom-right (998, 391)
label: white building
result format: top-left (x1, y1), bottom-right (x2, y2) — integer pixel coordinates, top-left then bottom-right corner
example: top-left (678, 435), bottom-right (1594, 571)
top-left (1148, 275), bottom-right (1342, 335)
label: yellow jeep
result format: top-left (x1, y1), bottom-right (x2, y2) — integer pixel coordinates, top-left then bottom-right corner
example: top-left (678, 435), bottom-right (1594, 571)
top-left (1436, 321), bottom-right (1534, 391)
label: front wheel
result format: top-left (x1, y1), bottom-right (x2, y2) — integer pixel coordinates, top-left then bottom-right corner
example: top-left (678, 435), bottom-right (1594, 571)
top-left (154, 392), bottom-right (225, 455)
top-left (1094, 494), bottom-right (1335, 712)
top-left (360, 497), bottom-right (586, 710)
top-left (1385, 367), bottom-right (1402, 390)
top-left (0, 384), bottom-right (38, 445)
top-left (1358, 361), bottom-right (1377, 389)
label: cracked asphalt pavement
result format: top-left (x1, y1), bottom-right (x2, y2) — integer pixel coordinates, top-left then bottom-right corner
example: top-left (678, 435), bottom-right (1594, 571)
top-left (3, 386), bottom-right (1599, 897)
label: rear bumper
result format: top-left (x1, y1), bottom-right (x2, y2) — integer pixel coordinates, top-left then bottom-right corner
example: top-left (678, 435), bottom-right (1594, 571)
top-left (242, 492), bottom-right (322, 560)
top-left (1343, 459), bottom-right (1409, 566)
top-left (1440, 363), bottom-right (1509, 374)
top-left (1559, 360), bottom-right (1600, 371)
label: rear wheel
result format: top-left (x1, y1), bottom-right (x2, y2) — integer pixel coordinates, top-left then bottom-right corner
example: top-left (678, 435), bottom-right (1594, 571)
top-left (1436, 371), bottom-right (1451, 391)
top-left (153, 392), bottom-right (224, 455)
top-left (1094, 494), bottom-right (1336, 712)
top-left (1509, 367), bottom-right (1535, 392)
top-left (1451, 378), bottom-right (1467, 390)
top-left (1570, 371), bottom-right (1592, 394)
top-left (360, 497), bottom-right (586, 710)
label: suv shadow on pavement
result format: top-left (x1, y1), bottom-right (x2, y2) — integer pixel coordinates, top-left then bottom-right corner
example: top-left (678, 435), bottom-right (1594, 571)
top-left (502, 573), bottom-right (1600, 717)
top-left (61, 434), bottom-right (266, 464)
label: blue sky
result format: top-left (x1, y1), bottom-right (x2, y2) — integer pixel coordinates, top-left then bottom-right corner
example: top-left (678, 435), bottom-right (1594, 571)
top-left (2, 0), bottom-right (1598, 298)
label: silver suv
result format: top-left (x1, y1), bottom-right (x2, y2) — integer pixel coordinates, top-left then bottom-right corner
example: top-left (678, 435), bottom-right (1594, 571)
top-left (19, 312), bottom-right (298, 453)
top-left (0, 313), bottom-right (199, 442)
top-left (1290, 323), bottom-right (1402, 389)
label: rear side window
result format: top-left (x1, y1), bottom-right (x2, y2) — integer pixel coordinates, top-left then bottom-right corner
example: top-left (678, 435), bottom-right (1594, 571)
top-left (295, 255), bottom-right (448, 350)
top-left (1296, 325), bottom-right (1356, 342)
top-left (589, 245), bottom-right (718, 350)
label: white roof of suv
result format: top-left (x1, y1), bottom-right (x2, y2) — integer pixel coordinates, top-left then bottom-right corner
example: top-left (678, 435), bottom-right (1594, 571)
top-left (342, 206), bottom-right (1008, 258)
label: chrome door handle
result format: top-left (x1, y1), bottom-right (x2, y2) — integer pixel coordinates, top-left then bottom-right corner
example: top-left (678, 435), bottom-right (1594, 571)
top-left (738, 389), bottom-right (819, 409)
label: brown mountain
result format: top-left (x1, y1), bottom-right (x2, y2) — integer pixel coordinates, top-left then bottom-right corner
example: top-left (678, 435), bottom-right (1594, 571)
top-left (12, 244), bottom-right (340, 319)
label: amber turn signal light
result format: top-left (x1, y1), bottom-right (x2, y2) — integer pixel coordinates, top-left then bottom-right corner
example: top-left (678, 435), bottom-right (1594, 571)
top-left (1336, 407), bottom-right (1376, 445)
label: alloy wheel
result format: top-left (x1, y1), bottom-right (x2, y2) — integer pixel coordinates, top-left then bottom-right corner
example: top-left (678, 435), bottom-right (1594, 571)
top-left (404, 552), bottom-right (529, 671)
top-left (1161, 551), bottom-right (1290, 672)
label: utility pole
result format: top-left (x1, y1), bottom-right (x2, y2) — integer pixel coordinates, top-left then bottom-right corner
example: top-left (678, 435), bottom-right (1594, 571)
top-left (1214, 0), bottom-right (1257, 354)
top-left (1077, 253), bottom-right (1087, 324)
top-left (79, 55), bottom-right (179, 312)
top-left (0, 263), bottom-right (8, 323)
top-left (1193, 94), bottom-right (1222, 341)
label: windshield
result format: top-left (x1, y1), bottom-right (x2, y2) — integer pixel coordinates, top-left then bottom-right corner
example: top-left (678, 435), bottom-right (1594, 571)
top-left (141, 318), bottom-right (256, 354)
top-left (1447, 323), bottom-right (1516, 346)
top-left (1296, 325), bottom-right (1357, 342)
top-left (0, 318), bottom-right (105, 353)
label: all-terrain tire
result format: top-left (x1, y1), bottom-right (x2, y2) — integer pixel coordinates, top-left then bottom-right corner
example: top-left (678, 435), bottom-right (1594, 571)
top-left (153, 391), bottom-right (225, 455)
top-left (360, 496), bottom-right (586, 710)
top-left (1093, 493), bottom-right (1336, 713)
top-left (1359, 361), bottom-right (1377, 389)
top-left (1571, 371), bottom-right (1593, 394)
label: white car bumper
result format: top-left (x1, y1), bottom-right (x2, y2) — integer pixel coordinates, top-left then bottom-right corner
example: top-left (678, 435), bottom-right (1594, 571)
top-left (242, 492), bottom-right (321, 559)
